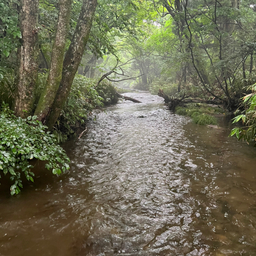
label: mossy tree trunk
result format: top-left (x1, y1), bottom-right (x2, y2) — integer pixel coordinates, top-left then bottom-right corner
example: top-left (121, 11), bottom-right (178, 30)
top-left (14, 0), bottom-right (39, 118)
top-left (46, 0), bottom-right (97, 129)
top-left (34, 0), bottom-right (72, 123)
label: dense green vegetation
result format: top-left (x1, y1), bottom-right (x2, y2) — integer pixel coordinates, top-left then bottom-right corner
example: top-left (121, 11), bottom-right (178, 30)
top-left (176, 104), bottom-right (221, 126)
top-left (1, 0), bottom-right (256, 193)
top-left (230, 84), bottom-right (256, 145)
top-left (0, 104), bottom-right (70, 195)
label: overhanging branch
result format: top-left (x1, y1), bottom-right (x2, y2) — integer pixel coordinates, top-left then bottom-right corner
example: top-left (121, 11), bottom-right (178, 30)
top-left (96, 58), bottom-right (139, 87)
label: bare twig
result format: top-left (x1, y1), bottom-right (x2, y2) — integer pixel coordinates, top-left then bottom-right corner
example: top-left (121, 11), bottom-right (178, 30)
top-left (78, 127), bottom-right (87, 139)
top-left (96, 58), bottom-right (140, 87)
top-left (106, 74), bottom-right (143, 83)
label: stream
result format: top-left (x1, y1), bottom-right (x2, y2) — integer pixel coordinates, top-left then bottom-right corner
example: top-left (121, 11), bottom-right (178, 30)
top-left (1, 92), bottom-right (256, 256)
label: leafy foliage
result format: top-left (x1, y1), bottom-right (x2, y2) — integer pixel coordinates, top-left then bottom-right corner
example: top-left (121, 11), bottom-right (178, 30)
top-left (192, 113), bottom-right (217, 126)
top-left (0, 0), bottom-right (21, 60)
top-left (230, 84), bottom-right (256, 145)
top-left (0, 103), bottom-right (70, 195)
top-left (54, 75), bottom-right (103, 141)
top-left (139, 0), bottom-right (256, 111)
top-left (0, 68), bottom-right (16, 107)
top-left (150, 78), bottom-right (178, 95)
top-left (176, 104), bottom-right (218, 125)
top-left (97, 80), bottom-right (119, 105)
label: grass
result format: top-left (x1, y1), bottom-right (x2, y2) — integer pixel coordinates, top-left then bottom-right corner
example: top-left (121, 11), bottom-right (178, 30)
top-left (176, 103), bottom-right (220, 125)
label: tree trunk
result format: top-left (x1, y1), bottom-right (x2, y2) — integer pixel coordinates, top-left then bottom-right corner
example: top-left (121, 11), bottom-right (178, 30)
top-left (46, 0), bottom-right (97, 129)
top-left (138, 61), bottom-right (147, 86)
top-left (34, 0), bottom-right (72, 123)
top-left (14, 0), bottom-right (39, 118)
top-left (242, 59), bottom-right (246, 79)
top-left (88, 55), bottom-right (97, 78)
top-left (250, 52), bottom-right (253, 75)
top-left (83, 55), bottom-right (96, 76)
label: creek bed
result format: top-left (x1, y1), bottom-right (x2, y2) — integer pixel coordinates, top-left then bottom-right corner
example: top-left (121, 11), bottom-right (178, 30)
top-left (1, 92), bottom-right (256, 256)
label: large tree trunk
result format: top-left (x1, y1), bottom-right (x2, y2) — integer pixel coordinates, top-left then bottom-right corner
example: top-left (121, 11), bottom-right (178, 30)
top-left (46, 0), bottom-right (97, 129)
top-left (34, 0), bottom-right (72, 123)
top-left (14, 0), bottom-right (39, 118)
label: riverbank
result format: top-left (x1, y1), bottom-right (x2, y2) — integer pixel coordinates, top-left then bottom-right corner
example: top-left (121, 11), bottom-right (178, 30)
top-left (175, 103), bottom-right (227, 126)
top-left (1, 92), bottom-right (256, 255)
top-left (0, 76), bottom-right (119, 195)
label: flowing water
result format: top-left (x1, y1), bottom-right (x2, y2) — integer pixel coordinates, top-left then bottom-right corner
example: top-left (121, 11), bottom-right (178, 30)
top-left (1, 92), bottom-right (256, 256)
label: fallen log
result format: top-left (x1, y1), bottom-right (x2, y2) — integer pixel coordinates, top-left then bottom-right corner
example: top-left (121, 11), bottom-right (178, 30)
top-left (158, 89), bottom-right (222, 111)
top-left (116, 92), bottom-right (142, 103)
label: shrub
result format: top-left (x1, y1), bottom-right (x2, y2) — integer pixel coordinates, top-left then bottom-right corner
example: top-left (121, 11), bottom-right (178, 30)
top-left (55, 75), bottom-right (103, 140)
top-left (97, 80), bottom-right (119, 105)
top-left (192, 113), bottom-right (217, 125)
top-left (230, 83), bottom-right (256, 145)
top-left (0, 104), bottom-right (70, 195)
top-left (187, 109), bottom-right (200, 117)
top-left (175, 106), bottom-right (200, 117)
top-left (175, 107), bottom-right (186, 116)
top-left (175, 105), bottom-right (217, 125)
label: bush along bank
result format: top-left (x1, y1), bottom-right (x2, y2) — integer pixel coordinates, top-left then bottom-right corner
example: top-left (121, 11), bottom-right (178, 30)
top-left (52, 75), bottom-right (119, 142)
top-left (0, 75), bottom-right (119, 194)
top-left (175, 103), bottom-right (226, 126)
top-left (229, 84), bottom-right (256, 146)
top-left (0, 103), bottom-right (70, 195)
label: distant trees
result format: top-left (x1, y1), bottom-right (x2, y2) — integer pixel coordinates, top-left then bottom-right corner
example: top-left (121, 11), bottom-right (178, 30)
top-left (142, 0), bottom-right (256, 110)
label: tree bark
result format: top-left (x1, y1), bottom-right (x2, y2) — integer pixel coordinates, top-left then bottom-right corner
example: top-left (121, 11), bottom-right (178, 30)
top-left (34, 0), bottom-right (72, 123)
top-left (14, 0), bottom-right (39, 118)
top-left (250, 52), bottom-right (253, 75)
top-left (116, 92), bottom-right (141, 103)
top-left (46, 0), bottom-right (97, 129)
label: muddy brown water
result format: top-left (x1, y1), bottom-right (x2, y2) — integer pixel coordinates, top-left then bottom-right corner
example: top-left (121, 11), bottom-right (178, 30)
top-left (1, 92), bottom-right (256, 256)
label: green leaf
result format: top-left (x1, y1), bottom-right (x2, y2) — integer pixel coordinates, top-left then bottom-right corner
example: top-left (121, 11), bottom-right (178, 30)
top-left (9, 167), bottom-right (16, 176)
top-left (0, 104), bottom-right (70, 195)
top-left (232, 115), bottom-right (245, 124)
top-left (230, 128), bottom-right (239, 137)
top-left (236, 129), bottom-right (240, 139)
top-left (10, 185), bottom-right (17, 196)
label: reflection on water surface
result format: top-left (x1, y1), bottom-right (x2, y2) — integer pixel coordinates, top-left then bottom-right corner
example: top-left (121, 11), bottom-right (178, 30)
top-left (1, 92), bottom-right (256, 256)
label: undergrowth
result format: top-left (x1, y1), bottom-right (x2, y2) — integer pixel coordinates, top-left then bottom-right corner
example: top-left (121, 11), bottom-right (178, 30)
top-left (176, 104), bottom-right (219, 125)
top-left (53, 76), bottom-right (118, 142)
top-left (96, 80), bottom-right (119, 105)
top-left (230, 83), bottom-right (256, 145)
top-left (0, 103), bottom-right (70, 195)
top-left (53, 75), bottom-right (103, 141)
